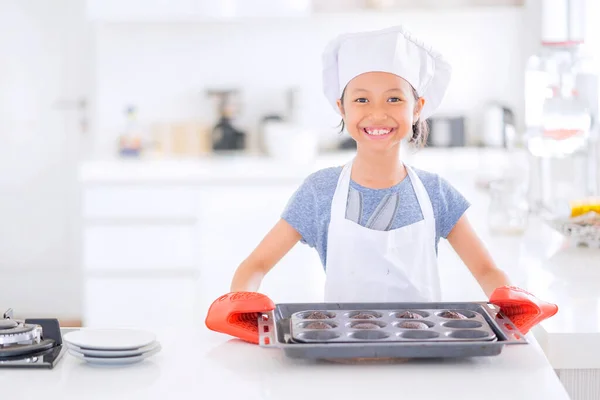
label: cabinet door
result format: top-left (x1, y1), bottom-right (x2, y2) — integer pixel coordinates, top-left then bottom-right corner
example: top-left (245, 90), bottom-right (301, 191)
top-left (196, 184), bottom-right (324, 306)
top-left (84, 224), bottom-right (198, 271)
top-left (83, 185), bottom-right (199, 219)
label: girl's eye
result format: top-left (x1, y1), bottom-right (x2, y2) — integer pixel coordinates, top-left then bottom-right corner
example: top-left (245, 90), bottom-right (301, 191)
top-left (354, 98), bottom-right (368, 103)
top-left (388, 97), bottom-right (402, 103)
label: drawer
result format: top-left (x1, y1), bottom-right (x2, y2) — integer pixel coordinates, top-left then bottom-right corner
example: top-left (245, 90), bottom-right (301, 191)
top-left (82, 185), bottom-right (198, 219)
top-left (83, 225), bottom-right (197, 270)
top-left (83, 276), bottom-right (200, 329)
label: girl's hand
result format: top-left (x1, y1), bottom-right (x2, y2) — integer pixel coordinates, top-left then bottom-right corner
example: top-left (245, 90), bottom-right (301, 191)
top-left (205, 291), bottom-right (275, 344)
top-left (489, 285), bottom-right (558, 334)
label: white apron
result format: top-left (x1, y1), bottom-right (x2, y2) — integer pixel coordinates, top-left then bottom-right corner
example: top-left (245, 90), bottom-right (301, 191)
top-left (324, 159), bottom-right (441, 303)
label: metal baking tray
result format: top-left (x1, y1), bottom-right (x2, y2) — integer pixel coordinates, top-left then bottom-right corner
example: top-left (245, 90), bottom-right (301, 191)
top-left (258, 302), bottom-right (527, 360)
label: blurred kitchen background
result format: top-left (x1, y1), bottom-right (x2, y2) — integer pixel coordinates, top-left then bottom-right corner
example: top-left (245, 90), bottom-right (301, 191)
top-left (1, 0), bottom-right (599, 331)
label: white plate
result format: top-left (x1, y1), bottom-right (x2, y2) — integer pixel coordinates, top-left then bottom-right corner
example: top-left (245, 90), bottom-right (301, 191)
top-left (68, 344), bottom-right (161, 366)
top-left (63, 329), bottom-right (156, 351)
top-left (66, 340), bottom-right (160, 357)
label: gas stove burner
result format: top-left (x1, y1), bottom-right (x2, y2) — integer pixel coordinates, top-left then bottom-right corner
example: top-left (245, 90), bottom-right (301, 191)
top-left (0, 323), bottom-right (42, 347)
top-left (0, 308), bottom-right (65, 369)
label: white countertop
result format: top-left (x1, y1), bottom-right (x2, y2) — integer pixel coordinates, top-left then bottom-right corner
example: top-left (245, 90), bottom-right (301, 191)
top-left (78, 147), bottom-right (507, 184)
top-left (0, 327), bottom-right (570, 400)
top-left (77, 147), bottom-right (600, 370)
top-left (78, 152), bottom-right (351, 184)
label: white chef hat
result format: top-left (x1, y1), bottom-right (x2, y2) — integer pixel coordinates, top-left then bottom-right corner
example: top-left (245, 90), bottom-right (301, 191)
top-left (322, 25), bottom-right (452, 121)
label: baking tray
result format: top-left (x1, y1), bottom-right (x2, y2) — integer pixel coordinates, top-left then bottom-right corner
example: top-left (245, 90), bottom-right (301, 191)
top-left (289, 307), bottom-right (497, 343)
top-left (258, 302), bottom-right (527, 360)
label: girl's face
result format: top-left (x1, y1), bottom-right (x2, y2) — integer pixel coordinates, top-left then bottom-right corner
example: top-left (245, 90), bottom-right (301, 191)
top-left (337, 72), bottom-right (425, 151)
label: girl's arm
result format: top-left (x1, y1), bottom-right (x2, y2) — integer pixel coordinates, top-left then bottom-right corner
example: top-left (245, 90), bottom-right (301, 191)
top-left (447, 214), bottom-right (512, 297)
top-left (230, 218), bottom-right (302, 292)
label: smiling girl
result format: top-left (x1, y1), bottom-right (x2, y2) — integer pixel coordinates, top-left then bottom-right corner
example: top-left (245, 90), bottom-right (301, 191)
top-left (205, 26), bottom-right (558, 344)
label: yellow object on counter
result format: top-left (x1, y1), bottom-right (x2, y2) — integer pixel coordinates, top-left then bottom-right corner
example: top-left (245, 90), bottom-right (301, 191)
top-left (569, 197), bottom-right (600, 218)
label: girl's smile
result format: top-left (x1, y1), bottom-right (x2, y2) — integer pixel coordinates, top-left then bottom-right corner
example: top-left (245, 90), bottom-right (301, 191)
top-left (361, 126), bottom-right (396, 140)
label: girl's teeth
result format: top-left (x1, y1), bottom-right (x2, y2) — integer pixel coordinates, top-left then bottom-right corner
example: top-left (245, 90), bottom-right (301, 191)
top-left (365, 129), bottom-right (391, 136)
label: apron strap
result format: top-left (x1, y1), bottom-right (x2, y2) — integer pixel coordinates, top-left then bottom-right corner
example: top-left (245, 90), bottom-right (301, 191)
top-left (331, 161), bottom-right (353, 221)
top-left (405, 165), bottom-right (435, 227)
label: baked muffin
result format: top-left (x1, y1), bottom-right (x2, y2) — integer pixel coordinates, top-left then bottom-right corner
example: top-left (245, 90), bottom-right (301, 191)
top-left (439, 311), bottom-right (467, 319)
top-left (304, 311), bottom-right (332, 320)
top-left (396, 311), bottom-right (423, 319)
top-left (352, 323), bottom-right (381, 329)
top-left (350, 312), bottom-right (377, 320)
top-left (304, 322), bottom-right (333, 330)
top-left (398, 321), bottom-right (429, 329)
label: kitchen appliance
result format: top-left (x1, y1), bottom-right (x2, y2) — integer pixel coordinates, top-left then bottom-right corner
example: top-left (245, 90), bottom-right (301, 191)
top-left (257, 301), bottom-right (526, 361)
top-left (482, 103), bottom-right (516, 148)
top-left (262, 121), bottom-right (319, 163)
top-left (260, 87), bottom-right (319, 162)
top-left (206, 89), bottom-right (246, 151)
top-left (338, 136), bottom-right (357, 149)
top-left (426, 116), bottom-right (466, 147)
top-left (0, 308), bottom-right (65, 369)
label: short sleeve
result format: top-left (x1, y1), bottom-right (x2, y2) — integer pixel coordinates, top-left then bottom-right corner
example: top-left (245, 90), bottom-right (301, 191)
top-left (436, 177), bottom-right (470, 238)
top-left (281, 178), bottom-right (318, 248)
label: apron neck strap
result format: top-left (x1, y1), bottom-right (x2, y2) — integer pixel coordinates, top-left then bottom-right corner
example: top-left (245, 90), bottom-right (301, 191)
top-left (331, 160), bottom-right (353, 220)
top-left (332, 160), bottom-right (435, 224)
top-left (405, 165), bottom-right (435, 222)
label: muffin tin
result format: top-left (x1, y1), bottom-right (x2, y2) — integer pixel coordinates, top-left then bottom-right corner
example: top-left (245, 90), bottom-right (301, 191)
top-left (289, 308), bottom-right (497, 343)
top-left (258, 302), bottom-right (527, 360)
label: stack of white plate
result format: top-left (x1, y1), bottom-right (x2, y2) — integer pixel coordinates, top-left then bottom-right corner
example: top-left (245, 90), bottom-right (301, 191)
top-left (63, 329), bottom-right (161, 366)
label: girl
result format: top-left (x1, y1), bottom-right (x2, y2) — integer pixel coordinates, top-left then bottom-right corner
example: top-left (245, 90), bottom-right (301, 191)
top-left (206, 25), bottom-right (557, 344)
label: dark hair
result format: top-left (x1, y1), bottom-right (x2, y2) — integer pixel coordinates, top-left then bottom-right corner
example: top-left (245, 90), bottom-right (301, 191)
top-left (337, 86), bottom-right (429, 148)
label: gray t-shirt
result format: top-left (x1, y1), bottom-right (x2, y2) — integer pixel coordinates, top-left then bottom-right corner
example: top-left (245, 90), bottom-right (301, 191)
top-left (281, 166), bottom-right (470, 269)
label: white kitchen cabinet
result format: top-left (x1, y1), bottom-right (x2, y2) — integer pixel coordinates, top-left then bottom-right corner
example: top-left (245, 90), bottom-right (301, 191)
top-left (81, 182), bottom-right (200, 328)
top-left (80, 172), bottom-right (324, 328)
top-left (85, 0), bottom-right (312, 22)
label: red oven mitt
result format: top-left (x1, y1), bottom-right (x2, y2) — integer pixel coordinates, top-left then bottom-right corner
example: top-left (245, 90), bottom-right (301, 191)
top-left (205, 292), bottom-right (275, 344)
top-left (489, 285), bottom-right (558, 334)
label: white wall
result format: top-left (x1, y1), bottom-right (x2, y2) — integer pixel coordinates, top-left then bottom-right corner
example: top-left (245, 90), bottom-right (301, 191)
top-left (93, 6), bottom-right (527, 156)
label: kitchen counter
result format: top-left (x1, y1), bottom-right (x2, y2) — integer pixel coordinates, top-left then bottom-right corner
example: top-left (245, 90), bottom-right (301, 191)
top-left (79, 152), bottom-right (348, 184)
top-left (0, 327), bottom-right (569, 400)
top-left (79, 147), bottom-right (508, 184)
